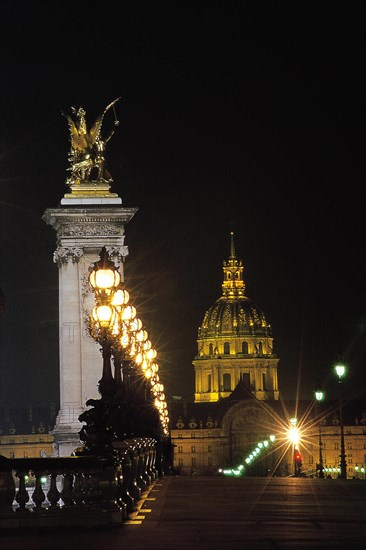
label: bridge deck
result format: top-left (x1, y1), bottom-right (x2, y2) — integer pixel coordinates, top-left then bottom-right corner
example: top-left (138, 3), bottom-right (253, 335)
top-left (2, 476), bottom-right (365, 549)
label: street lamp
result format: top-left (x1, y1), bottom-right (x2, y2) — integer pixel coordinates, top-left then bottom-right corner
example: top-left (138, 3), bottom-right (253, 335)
top-left (334, 363), bottom-right (347, 479)
top-left (89, 247), bottom-right (121, 398)
top-left (314, 387), bottom-right (325, 478)
top-left (288, 417), bottom-right (301, 477)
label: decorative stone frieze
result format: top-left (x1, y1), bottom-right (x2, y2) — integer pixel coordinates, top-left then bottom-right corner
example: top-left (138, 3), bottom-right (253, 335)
top-left (60, 223), bottom-right (123, 237)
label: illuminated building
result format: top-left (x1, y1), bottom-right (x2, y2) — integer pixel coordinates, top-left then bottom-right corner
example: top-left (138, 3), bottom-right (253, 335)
top-left (194, 232), bottom-right (279, 402)
top-left (0, 404), bottom-right (56, 458)
top-left (170, 235), bottom-right (366, 477)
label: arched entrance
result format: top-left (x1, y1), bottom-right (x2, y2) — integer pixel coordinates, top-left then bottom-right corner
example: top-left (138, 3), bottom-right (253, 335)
top-left (221, 400), bottom-right (277, 474)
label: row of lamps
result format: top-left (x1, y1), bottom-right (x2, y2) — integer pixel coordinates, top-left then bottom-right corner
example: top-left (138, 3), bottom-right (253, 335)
top-left (88, 247), bottom-right (169, 439)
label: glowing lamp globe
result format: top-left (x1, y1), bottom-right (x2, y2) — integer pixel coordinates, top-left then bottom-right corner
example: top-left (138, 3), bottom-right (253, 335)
top-left (315, 389), bottom-right (325, 402)
top-left (92, 305), bottom-right (116, 328)
top-left (89, 247), bottom-right (120, 296)
top-left (334, 364), bottom-right (346, 380)
top-left (111, 287), bottom-right (129, 308)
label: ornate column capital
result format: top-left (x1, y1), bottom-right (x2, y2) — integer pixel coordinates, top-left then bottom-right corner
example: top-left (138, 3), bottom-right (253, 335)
top-left (106, 245), bottom-right (129, 265)
top-left (53, 246), bottom-right (84, 266)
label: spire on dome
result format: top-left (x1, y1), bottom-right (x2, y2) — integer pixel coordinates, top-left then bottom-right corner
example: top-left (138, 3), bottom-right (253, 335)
top-left (229, 231), bottom-right (236, 259)
top-left (222, 233), bottom-right (245, 298)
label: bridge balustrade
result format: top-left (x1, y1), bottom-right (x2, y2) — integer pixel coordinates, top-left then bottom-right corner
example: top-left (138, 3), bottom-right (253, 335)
top-left (0, 437), bottom-right (158, 529)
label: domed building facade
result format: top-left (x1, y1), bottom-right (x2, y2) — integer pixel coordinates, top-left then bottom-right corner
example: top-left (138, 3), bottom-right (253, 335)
top-left (193, 232), bottom-right (279, 402)
top-left (170, 234), bottom-right (283, 475)
top-left (170, 234), bottom-right (366, 478)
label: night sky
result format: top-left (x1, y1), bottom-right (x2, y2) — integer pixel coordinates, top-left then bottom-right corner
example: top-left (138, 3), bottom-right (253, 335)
top-left (0, 1), bottom-right (364, 410)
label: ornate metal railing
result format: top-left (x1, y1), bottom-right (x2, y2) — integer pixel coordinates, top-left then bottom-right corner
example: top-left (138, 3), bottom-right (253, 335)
top-left (0, 437), bottom-right (160, 529)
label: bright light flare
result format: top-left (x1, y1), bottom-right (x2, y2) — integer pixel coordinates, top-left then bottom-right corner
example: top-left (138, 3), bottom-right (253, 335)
top-left (288, 426), bottom-right (300, 446)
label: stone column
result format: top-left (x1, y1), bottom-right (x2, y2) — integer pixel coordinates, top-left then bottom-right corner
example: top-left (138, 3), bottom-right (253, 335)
top-left (43, 199), bottom-right (137, 456)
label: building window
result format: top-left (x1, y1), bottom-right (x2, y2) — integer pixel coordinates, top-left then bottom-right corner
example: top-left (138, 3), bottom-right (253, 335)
top-left (347, 442), bottom-right (352, 450)
top-left (224, 342), bottom-right (230, 354)
top-left (208, 445), bottom-right (212, 453)
top-left (209, 343), bottom-right (213, 355)
top-left (262, 373), bottom-right (268, 391)
top-left (207, 374), bottom-right (211, 392)
top-left (223, 373), bottom-right (231, 391)
top-left (208, 456), bottom-right (213, 466)
top-left (178, 446), bottom-right (183, 453)
top-left (178, 459), bottom-right (183, 467)
top-left (191, 458), bottom-right (196, 467)
top-left (334, 442), bottom-right (339, 450)
top-left (241, 341), bottom-right (248, 354)
top-left (191, 446), bottom-right (196, 453)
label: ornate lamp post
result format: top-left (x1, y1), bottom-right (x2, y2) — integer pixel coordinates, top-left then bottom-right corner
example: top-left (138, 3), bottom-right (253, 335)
top-left (314, 387), bottom-right (325, 478)
top-left (89, 247), bottom-right (121, 398)
top-left (334, 363), bottom-right (347, 479)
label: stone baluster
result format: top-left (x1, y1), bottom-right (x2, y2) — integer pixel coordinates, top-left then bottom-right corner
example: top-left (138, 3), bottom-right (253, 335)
top-left (81, 472), bottom-right (92, 505)
top-left (155, 441), bottom-right (164, 477)
top-left (150, 439), bottom-right (158, 480)
top-left (32, 472), bottom-right (46, 510)
top-left (146, 438), bottom-right (155, 484)
top-left (141, 440), bottom-right (151, 487)
top-left (120, 449), bottom-right (135, 513)
top-left (15, 471), bottom-right (29, 511)
top-left (61, 472), bottom-right (74, 507)
top-left (73, 472), bottom-right (85, 506)
top-left (114, 461), bottom-right (128, 520)
top-left (126, 444), bottom-right (141, 502)
top-left (0, 469), bottom-right (16, 513)
top-left (87, 472), bottom-right (102, 506)
top-left (135, 442), bottom-right (147, 493)
top-left (98, 465), bottom-right (122, 522)
top-left (47, 473), bottom-right (61, 508)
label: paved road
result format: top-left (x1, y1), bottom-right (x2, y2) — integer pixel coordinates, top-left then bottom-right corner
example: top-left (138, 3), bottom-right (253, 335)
top-left (1, 476), bottom-right (365, 549)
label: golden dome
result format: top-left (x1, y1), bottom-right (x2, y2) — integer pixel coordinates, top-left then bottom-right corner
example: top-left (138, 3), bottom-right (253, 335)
top-left (198, 232), bottom-right (272, 339)
top-left (199, 296), bottom-right (271, 338)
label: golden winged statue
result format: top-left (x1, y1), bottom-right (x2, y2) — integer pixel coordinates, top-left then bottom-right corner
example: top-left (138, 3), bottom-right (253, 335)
top-left (63, 98), bottom-right (121, 186)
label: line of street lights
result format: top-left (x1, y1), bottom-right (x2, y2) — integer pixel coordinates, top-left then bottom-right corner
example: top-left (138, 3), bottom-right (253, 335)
top-left (78, 247), bottom-right (170, 455)
top-left (288, 362), bottom-right (349, 479)
top-left (313, 363), bottom-right (347, 479)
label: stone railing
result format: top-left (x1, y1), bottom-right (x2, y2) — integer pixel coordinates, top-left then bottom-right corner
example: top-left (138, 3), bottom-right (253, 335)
top-left (0, 437), bottom-right (160, 529)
